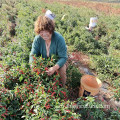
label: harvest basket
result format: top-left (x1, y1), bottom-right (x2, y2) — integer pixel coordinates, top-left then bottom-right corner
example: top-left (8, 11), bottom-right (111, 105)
top-left (79, 74), bottom-right (102, 97)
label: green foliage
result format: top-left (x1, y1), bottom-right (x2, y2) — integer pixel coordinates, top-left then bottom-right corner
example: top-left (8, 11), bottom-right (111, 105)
top-left (0, 0), bottom-right (120, 119)
top-left (107, 110), bottom-right (120, 120)
top-left (67, 64), bottom-right (82, 89)
top-left (76, 97), bottom-right (106, 120)
top-left (1, 56), bottom-right (81, 119)
top-left (0, 86), bottom-right (24, 119)
top-left (90, 54), bottom-right (120, 81)
top-left (74, 30), bottom-right (108, 55)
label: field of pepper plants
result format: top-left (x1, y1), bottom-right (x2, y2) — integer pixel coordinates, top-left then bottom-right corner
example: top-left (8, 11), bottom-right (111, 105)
top-left (0, 0), bottom-right (120, 119)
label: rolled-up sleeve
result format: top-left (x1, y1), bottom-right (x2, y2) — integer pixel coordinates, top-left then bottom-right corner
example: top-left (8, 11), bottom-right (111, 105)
top-left (29, 36), bottom-right (40, 65)
top-left (56, 36), bottom-right (68, 68)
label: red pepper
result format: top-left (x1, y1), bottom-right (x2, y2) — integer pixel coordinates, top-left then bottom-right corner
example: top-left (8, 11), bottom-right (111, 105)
top-left (45, 104), bottom-right (51, 109)
top-left (48, 89), bottom-right (51, 93)
top-left (51, 92), bottom-right (56, 97)
top-left (45, 99), bottom-right (50, 106)
top-left (27, 102), bottom-right (30, 107)
top-left (37, 71), bottom-right (40, 75)
top-left (19, 70), bottom-right (24, 74)
top-left (45, 67), bottom-right (48, 71)
top-left (61, 91), bottom-right (66, 97)
top-left (33, 56), bottom-right (36, 60)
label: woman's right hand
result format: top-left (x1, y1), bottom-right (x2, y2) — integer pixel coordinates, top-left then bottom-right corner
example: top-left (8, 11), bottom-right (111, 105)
top-left (46, 64), bottom-right (60, 76)
top-left (46, 67), bottom-right (56, 76)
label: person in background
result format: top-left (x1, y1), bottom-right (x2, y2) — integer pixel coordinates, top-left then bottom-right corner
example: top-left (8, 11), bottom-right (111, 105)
top-left (85, 16), bottom-right (98, 31)
top-left (29, 10), bottom-right (68, 88)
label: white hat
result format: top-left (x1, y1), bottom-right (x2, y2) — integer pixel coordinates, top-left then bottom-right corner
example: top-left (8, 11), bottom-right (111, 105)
top-left (45, 10), bottom-right (56, 20)
top-left (89, 17), bottom-right (98, 28)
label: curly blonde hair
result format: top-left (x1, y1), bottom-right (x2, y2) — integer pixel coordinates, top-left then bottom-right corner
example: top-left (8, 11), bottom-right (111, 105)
top-left (34, 15), bottom-right (55, 34)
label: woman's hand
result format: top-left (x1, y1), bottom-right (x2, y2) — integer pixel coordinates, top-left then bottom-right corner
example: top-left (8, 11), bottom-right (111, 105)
top-left (46, 67), bottom-right (56, 76)
top-left (46, 64), bottom-right (60, 76)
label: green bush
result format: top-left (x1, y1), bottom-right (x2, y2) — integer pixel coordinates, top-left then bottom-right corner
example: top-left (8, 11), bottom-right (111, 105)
top-left (67, 64), bottom-right (82, 89)
top-left (1, 56), bottom-right (81, 119)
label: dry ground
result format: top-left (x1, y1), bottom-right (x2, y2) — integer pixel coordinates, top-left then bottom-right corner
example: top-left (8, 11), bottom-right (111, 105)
top-left (44, 0), bottom-right (120, 15)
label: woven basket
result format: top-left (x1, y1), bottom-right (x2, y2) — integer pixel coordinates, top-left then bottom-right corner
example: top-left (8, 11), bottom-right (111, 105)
top-left (79, 74), bottom-right (102, 97)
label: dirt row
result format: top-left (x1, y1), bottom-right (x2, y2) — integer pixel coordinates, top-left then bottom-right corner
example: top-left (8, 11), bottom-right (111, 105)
top-left (44, 0), bottom-right (120, 15)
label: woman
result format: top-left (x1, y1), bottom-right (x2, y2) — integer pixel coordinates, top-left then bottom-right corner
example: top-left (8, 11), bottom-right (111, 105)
top-left (29, 10), bottom-right (68, 88)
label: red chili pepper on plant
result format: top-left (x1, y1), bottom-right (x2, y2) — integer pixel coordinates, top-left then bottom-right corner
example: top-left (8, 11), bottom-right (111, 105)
top-left (32, 90), bottom-right (34, 94)
top-left (45, 67), bottom-right (48, 71)
top-left (51, 92), bottom-right (56, 97)
top-left (42, 88), bottom-right (44, 94)
top-left (10, 114), bottom-right (16, 117)
top-left (34, 61), bottom-right (36, 64)
top-left (40, 118), bottom-right (45, 120)
top-left (45, 104), bottom-right (51, 109)
top-left (33, 56), bottom-right (36, 60)
top-left (19, 70), bottom-right (24, 74)
top-left (48, 88), bottom-right (51, 93)
top-left (29, 108), bottom-right (35, 114)
top-left (61, 91), bottom-right (66, 97)
top-left (66, 109), bottom-right (71, 113)
top-left (24, 81), bottom-right (27, 84)
top-left (27, 102), bottom-right (31, 107)
top-left (45, 99), bottom-right (50, 106)
top-left (0, 64), bottom-right (2, 68)
top-left (37, 71), bottom-right (40, 75)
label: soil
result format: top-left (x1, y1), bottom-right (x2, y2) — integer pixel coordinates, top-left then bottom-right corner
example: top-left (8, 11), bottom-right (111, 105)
top-left (44, 0), bottom-right (120, 15)
top-left (69, 51), bottom-right (90, 66)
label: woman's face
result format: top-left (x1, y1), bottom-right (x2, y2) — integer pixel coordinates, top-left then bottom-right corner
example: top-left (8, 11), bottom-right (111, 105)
top-left (39, 30), bottom-right (52, 41)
